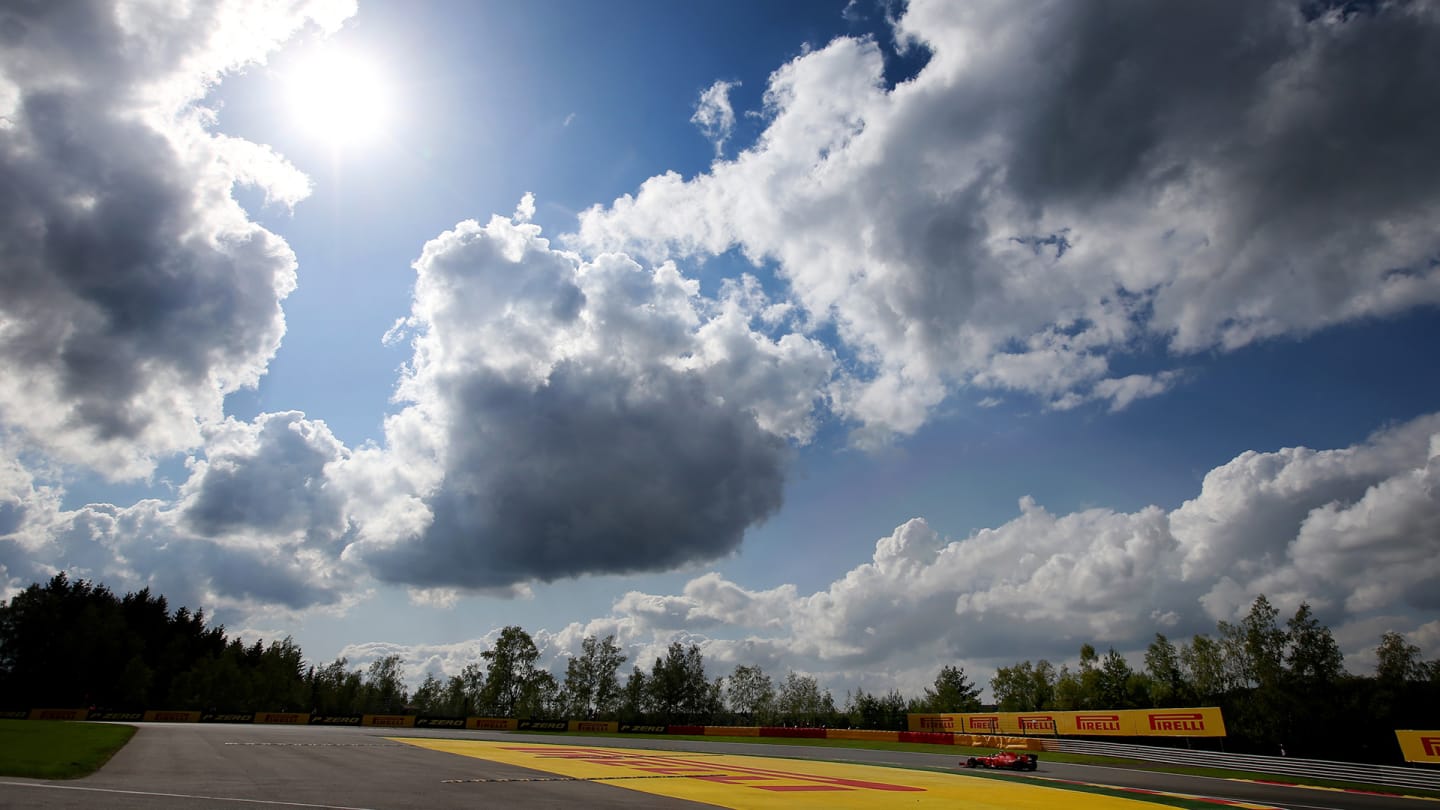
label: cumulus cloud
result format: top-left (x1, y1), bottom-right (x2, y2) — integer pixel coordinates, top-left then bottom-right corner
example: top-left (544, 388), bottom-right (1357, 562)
top-left (691, 80), bottom-right (740, 158)
top-left (576, 0), bottom-right (1440, 440)
top-left (351, 208), bottom-right (832, 589)
top-left (572, 413), bottom-right (1440, 692)
top-left (0, 0), bottom-right (352, 478)
top-left (0, 411), bottom-right (359, 618)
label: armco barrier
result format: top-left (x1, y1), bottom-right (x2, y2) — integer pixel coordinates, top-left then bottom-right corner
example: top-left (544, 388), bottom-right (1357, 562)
top-left (29, 709), bottom-right (88, 721)
top-left (1044, 739), bottom-right (1440, 792)
top-left (827, 729), bottom-right (901, 743)
top-left (668, 725), bottom-right (705, 735)
top-left (309, 714), bottom-right (362, 726)
top-left (201, 712), bottom-right (254, 723)
top-left (708, 726), bottom-right (758, 736)
top-left (88, 710), bottom-right (144, 721)
top-left (415, 716), bottom-right (466, 729)
top-left (959, 734), bottom-right (1044, 751)
top-left (254, 712), bottom-right (309, 725)
top-left (361, 714), bottom-right (414, 728)
top-left (569, 720), bottom-right (618, 733)
top-left (143, 710), bottom-right (200, 723)
top-left (760, 726), bottom-right (827, 739)
top-left (467, 717), bottom-right (517, 731)
top-left (898, 731), bottom-right (954, 745)
top-left (910, 708), bottom-right (1226, 738)
top-left (517, 720), bottom-right (567, 731)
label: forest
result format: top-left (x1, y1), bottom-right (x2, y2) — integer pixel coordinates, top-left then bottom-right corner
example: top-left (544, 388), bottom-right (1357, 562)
top-left (1, 574), bottom-right (1435, 761)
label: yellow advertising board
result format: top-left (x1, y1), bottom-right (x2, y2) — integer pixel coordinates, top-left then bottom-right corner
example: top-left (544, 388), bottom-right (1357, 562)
top-left (1396, 730), bottom-right (1440, 763)
top-left (466, 716), bottom-right (518, 731)
top-left (908, 708), bottom-right (1225, 738)
top-left (568, 720), bottom-right (619, 733)
top-left (361, 714), bottom-right (415, 728)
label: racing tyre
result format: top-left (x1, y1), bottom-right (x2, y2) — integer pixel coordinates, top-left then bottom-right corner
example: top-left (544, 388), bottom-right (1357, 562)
top-left (964, 758), bottom-right (978, 768)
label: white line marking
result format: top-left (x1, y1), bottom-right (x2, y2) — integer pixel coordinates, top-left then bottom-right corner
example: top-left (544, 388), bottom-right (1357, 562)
top-left (0, 781), bottom-right (377, 809)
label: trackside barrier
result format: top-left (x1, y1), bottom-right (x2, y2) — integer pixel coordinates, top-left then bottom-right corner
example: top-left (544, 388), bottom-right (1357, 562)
top-left (88, 710), bottom-right (144, 721)
top-left (467, 717), bottom-right (517, 731)
top-left (619, 724), bottom-right (666, 734)
top-left (569, 720), bottom-right (618, 733)
top-left (310, 714), bottom-right (362, 726)
top-left (910, 708), bottom-right (1226, 737)
top-left (415, 716), bottom-right (465, 729)
top-left (1397, 731), bottom-right (1440, 764)
top-left (361, 714), bottom-right (413, 728)
top-left (761, 727), bottom-right (827, 739)
top-left (899, 731), bottom-right (954, 745)
top-left (29, 709), bottom-right (87, 721)
top-left (143, 710), bottom-right (200, 723)
top-left (668, 725), bottom-right (705, 735)
top-left (254, 712), bottom-right (309, 725)
top-left (707, 726), bottom-right (758, 736)
top-left (516, 720), bottom-right (567, 732)
top-left (1043, 738), bottom-right (1440, 791)
top-left (828, 729), bottom-right (901, 743)
top-left (201, 712), bottom-right (254, 723)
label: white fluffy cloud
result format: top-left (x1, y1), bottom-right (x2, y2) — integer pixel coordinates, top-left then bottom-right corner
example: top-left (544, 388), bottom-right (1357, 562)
top-left (575, 413), bottom-right (1440, 693)
top-left (691, 79), bottom-right (740, 158)
top-left (0, 0), bottom-right (352, 478)
top-left (0, 412), bottom-right (360, 618)
top-left (576, 0), bottom-right (1440, 440)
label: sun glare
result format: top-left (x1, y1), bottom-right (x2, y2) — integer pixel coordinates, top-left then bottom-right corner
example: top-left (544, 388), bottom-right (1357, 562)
top-left (283, 46), bottom-right (392, 148)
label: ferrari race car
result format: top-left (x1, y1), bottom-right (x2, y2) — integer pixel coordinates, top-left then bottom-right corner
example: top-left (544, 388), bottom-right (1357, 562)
top-left (962, 750), bottom-right (1039, 771)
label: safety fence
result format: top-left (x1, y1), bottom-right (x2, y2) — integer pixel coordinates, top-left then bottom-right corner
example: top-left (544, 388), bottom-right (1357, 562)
top-left (1042, 738), bottom-right (1440, 791)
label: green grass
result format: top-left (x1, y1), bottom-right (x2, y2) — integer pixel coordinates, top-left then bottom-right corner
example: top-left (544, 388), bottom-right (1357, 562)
top-left (555, 731), bottom-right (1440, 800)
top-left (0, 719), bottom-right (136, 779)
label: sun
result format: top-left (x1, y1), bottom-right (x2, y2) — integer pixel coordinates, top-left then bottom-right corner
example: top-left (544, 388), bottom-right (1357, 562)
top-left (282, 45), bottom-right (392, 148)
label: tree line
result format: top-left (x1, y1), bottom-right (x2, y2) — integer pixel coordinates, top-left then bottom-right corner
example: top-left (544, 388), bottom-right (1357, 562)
top-left (3, 576), bottom-right (1435, 760)
top-left (0, 574), bottom-right (981, 726)
top-left (988, 595), bottom-right (1440, 760)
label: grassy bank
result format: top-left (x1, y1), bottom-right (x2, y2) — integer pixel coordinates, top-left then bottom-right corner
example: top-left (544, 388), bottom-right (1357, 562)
top-left (0, 719), bottom-right (136, 779)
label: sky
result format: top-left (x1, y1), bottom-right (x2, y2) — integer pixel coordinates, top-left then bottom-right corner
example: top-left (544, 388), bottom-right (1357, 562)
top-left (2, 0), bottom-right (1439, 700)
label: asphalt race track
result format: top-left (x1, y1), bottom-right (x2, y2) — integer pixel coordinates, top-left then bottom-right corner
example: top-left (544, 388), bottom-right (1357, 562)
top-left (0, 724), bottom-right (1433, 809)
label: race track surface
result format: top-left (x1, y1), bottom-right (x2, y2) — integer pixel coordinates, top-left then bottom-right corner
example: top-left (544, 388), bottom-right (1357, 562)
top-left (0, 724), bottom-right (1432, 810)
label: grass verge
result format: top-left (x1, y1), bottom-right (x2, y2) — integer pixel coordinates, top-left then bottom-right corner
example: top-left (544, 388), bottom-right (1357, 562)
top-left (0, 719), bottom-right (136, 779)
top-left (556, 731), bottom-right (1440, 800)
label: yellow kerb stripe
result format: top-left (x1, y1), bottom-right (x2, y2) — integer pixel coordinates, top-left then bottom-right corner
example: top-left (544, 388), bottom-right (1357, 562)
top-left (392, 738), bottom-right (1176, 810)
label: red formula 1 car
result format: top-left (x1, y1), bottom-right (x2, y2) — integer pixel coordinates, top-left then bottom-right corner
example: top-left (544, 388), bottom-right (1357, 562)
top-left (962, 750), bottom-right (1039, 771)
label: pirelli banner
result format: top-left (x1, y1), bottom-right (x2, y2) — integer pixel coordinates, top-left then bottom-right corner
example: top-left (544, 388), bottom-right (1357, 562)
top-left (909, 707), bottom-right (1226, 738)
top-left (362, 714), bottom-right (415, 728)
top-left (1396, 730), bottom-right (1440, 764)
top-left (569, 720), bottom-right (619, 733)
top-left (467, 717), bottom-right (518, 731)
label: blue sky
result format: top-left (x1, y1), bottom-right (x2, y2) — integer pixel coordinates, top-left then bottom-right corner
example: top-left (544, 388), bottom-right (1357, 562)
top-left (3, 0), bottom-right (1439, 698)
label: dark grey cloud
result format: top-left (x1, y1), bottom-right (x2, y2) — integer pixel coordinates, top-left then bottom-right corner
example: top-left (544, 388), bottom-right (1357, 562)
top-left (183, 412), bottom-right (349, 549)
top-left (0, 1), bottom-right (338, 476)
top-left (352, 214), bottom-right (803, 590)
top-left (0, 411), bottom-right (355, 615)
top-left (372, 361), bottom-right (788, 588)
